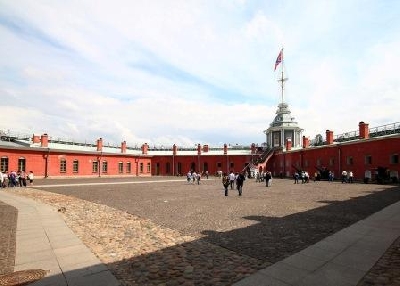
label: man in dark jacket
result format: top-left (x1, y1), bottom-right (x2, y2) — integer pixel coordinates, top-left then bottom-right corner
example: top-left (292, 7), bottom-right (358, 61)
top-left (236, 172), bottom-right (246, 196)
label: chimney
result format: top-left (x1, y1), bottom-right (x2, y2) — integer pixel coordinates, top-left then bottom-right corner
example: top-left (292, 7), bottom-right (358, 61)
top-left (141, 143), bottom-right (149, 155)
top-left (202, 144), bottom-right (209, 153)
top-left (326, 130), bottom-right (334, 145)
top-left (223, 144), bottom-right (228, 155)
top-left (121, 141), bottom-right (127, 153)
top-left (197, 144), bottom-right (201, 155)
top-left (41, 133), bottom-right (49, 147)
top-left (359, 121), bottom-right (369, 139)
top-left (96, 138), bottom-right (103, 151)
top-left (32, 134), bottom-right (40, 144)
top-left (302, 136), bottom-right (309, 148)
top-left (286, 138), bottom-right (292, 151)
top-left (173, 144), bottom-right (177, 156)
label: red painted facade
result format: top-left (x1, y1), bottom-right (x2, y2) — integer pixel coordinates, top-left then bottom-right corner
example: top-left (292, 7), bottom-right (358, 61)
top-left (266, 129), bottom-right (400, 182)
top-left (0, 121), bottom-right (399, 181)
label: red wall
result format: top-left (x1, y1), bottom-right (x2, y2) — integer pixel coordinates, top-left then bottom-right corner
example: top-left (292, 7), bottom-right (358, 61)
top-left (0, 148), bottom-right (151, 178)
top-left (151, 154), bottom-right (252, 176)
top-left (268, 136), bottom-right (400, 181)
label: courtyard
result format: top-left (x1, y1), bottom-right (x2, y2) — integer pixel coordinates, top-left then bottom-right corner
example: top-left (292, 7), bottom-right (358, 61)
top-left (4, 176), bottom-right (399, 285)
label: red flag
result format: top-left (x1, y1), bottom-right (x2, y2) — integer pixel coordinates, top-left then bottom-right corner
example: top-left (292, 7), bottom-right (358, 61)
top-left (274, 49), bottom-right (283, 71)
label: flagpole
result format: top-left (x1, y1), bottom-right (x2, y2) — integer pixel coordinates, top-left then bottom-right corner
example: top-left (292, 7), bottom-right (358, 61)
top-left (277, 48), bottom-right (287, 104)
top-left (281, 50), bottom-right (284, 104)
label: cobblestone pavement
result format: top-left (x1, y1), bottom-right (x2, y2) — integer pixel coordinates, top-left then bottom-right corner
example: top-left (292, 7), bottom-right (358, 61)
top-left (2, 177), bottom-right (400, 285)
top-left (0, 201), bottom-right (17, 275)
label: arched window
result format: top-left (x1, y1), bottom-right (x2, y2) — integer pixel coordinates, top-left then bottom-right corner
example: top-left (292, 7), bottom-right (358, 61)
top-left (73, 160), bottom-right (79, 173)
top-left (18, 157), bottom-right (26, 172)
top-left (60, 159), bottom-right (67, 173)
top-left (1, 156), bottom-right (8, 172)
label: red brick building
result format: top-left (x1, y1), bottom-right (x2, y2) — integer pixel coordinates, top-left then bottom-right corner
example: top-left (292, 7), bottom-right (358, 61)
top-left (0, 118), bottom-right (399, 182)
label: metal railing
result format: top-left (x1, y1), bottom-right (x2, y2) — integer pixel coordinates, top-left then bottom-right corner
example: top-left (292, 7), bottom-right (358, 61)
top-left (308, 122), bottom-right (400, 146)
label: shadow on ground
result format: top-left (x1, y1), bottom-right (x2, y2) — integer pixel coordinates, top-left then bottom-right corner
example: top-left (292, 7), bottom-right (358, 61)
top-left (5, 185), bottom-right (400, 286)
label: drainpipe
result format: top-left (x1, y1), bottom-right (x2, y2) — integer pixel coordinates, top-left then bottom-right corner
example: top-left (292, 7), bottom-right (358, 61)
top-left (44, 148), bottom-right (50, 178)
top-left (338, 147), bottom-right (341, 178)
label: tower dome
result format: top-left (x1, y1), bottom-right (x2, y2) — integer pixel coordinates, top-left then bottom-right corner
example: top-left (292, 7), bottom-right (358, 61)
top-left (264, 102), bottom-right (303, 150)
top-left (264, 49), bottom-right (303, 150)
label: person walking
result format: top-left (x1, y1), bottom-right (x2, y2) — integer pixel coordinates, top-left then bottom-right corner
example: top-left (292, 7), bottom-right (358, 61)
top-left (222, 172), bottom-right (230, 196)
top-left (196, 172), bottom-right (201, 185)
top-left (229, 171), bottom-right (235, 189)
top-left (265, 171), bottom-right (272, 187)
top-left (19, 170), bottom-right (27, 187)
top-left (341, 170), bottom-right (348, 183)
top-left (349, 171), bottom-right (354, 183)
top-left (236, 172), bottom-right (246, 196)
top-left (28, 171), bottom-right (34, 186)
top-left (294, 172), bottom-right (299, 184)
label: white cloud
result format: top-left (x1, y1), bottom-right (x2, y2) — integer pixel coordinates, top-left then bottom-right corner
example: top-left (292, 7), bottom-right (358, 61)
top-left (0, 0), bottom-right (399, 147)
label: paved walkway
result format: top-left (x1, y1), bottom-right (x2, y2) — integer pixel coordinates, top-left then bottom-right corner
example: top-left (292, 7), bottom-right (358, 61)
top-left (0, 191), bottom-right (120, 286)
top-left (234, 200), bottom-right (400, 286)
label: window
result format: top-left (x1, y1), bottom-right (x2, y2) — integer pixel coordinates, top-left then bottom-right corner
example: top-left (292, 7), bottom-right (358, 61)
top-left (365, 155), bottom-right (372, 165)
top-left (177, 162), bottom-right (182, 175)
top-left (92, 161), bottom-right (98, 173)
top-left (346, 156), bottom-right (353, 165)
top-left (1, 157), bottom-right (8, 172)
top-left (60, 159), bottom-right (66, 173)
top-left (230, 162), bottom-right (234, 169)
top-left (18, 157), bottom-right (26, 172)
top-left (166, 162), bottom-right (170, 174)
top-left (391, 154), bottom-right (399, 164)
top-left (126, 162), bottom-right (131, 173)
top-left (73, 160), bottom-right (79, 173)
top-left (102, 161), bottom-right (108, 173)
top-left (217, 162), bottom-right (222, 168)
top-left (147, 162), bottom-right (151, 172)
top-left (140, 163), bottom-right (143, 173)
top-left (118, 162), bottom-right (123, 173)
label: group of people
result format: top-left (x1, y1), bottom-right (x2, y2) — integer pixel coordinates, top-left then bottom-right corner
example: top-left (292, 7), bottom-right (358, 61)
top-left (255, 171), bottom-right (273, 187)
top-left (222, 171), bottom-right (246, 196)
top-left (341, 170), bottom-right (354, 183)
top-left (186, 171), bottom-right (202, 185)
top-left (293, 171), bottom-right (310, 184)
top-left (0, 170), bottom-right (34, 188)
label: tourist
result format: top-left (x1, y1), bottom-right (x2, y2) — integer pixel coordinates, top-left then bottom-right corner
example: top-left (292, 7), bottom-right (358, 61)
top-left (222, 172), bottom-right (230, 196)
top-left (236, 172), bottom-right (246, 196)
top-left (229, 171), bottom-right (235, 189)
top-left (191, 171), bottom-right (197, 184)
top-left (341, 170), bottom-right (348, 183)
top-left (196, 172), bottom-right (201, 185)
top-left (265, 171), bottom-right (272, 187)
top-left (0, 171), bottom-right (3, 188)
top-left (19, 170), bottom-right (27, 187)
top-left (294, 172), bottom-right (299, 184)
top-left (28, 171), bottom-right (34, 186)
top-left (349, 171), bottom-right (354, 183)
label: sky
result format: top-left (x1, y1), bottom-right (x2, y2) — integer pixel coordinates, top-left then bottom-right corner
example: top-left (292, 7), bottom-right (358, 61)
top-left (1, 0), bottom-right (399, 148)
